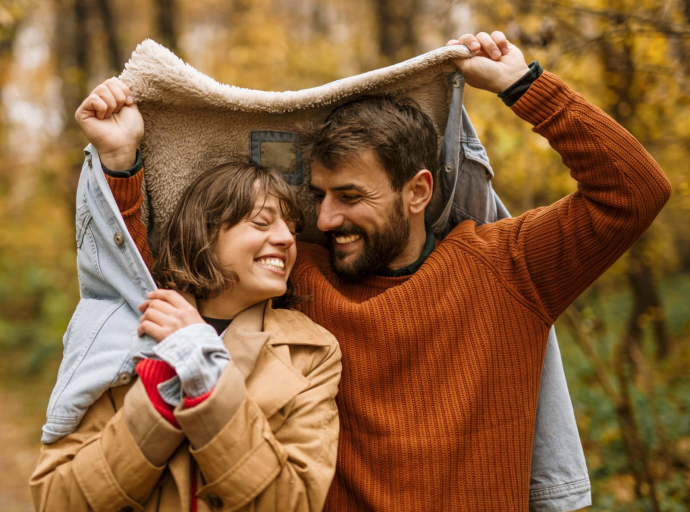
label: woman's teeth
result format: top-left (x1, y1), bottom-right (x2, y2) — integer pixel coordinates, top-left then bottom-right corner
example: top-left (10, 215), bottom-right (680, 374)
top-left (256, 258), bottom-right (285, 270)
top-left (335, 234), bottom-right (361, 244)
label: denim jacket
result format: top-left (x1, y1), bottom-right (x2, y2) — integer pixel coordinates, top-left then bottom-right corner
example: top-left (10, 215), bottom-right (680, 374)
top-left (43, 77), bottom-right (590, 512)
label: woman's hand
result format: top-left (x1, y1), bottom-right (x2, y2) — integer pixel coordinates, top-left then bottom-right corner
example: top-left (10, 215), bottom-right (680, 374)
top-left (74, 77), bottom-right (144, 170)
top-left (138, 289), bottom-right (205, 342)
top-left (446, 31), bottom-right (530, 94)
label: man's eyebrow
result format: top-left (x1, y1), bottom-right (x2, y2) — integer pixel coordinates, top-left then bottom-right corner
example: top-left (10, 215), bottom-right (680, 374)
top-left (309, 183), bottom-right (368, 194)
top-left (332, 184), bottom-right (367, 193)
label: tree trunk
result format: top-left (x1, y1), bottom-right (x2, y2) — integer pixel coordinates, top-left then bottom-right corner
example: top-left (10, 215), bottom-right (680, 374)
top-left (54, 0), bottom-right (91, 215)
top-left (94, 0), bottom-right (123, 72)
top-left (373, 0), bottom-right (420, 62)
top-left (155, 0), bottom-right (179, 55)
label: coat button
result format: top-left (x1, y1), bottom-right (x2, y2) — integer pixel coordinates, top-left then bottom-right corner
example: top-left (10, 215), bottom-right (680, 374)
top-left (114, 232), bottom-right (125, 246)
top-left (207, 493), bottom-right (224, 508)
top-left (117, 507), bottom-right (133, 512)
top-left (117, 371), bottom-right (132, 385)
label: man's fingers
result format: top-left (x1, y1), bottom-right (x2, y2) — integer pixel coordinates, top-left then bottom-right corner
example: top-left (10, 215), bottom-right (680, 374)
top-left (491, 31), bottom-right (510, 55)
top-left (94, 84), bottom-right (117, 119)
top-left (457, 34), bottom-right (480, 52)
top-left (108, 77), bottom-right (133, 105)
top-left (76, 94), bottom-right (107, 121)
top-left (104, 78), bottom-right (127, 114)
top-left (476, 32), bottom-right (501, 60)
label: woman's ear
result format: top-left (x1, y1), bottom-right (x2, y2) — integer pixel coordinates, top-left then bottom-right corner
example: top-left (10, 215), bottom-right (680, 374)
top-left (406, 169), bottom-right (433, 216)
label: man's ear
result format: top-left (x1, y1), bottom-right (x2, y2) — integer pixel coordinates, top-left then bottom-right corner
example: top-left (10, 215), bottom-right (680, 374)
top-left (406, 169), bottom-right (433, 215)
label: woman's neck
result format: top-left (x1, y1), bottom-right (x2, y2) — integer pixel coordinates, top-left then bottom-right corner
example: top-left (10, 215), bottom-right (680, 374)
top-left (197, 287), bottom-right (255, 320)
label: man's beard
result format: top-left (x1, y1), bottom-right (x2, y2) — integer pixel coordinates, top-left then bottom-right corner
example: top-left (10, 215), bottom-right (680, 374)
top-left (327, 197), bottom-right (410, 282)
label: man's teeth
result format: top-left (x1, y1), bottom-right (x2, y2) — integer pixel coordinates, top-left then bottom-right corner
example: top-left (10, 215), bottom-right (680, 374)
top-left (335, 234), bottom-right (361, 244)
top-left (256, 258), bottom-right (285, 270)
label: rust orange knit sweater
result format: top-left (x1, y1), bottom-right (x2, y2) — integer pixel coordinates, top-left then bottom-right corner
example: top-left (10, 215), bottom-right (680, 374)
top-left (108, 72), bottom-right (671, 511)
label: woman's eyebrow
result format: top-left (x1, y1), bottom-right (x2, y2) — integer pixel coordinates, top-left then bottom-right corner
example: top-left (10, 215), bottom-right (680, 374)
top-left (252, 205), bottom-right (279, 216)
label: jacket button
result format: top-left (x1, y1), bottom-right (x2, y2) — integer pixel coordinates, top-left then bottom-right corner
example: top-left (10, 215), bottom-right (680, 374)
top-left (207, 493), bottom-right (224, 508)
top-left (117, 371), bottom-right (132, 385)
top-left (114, 232), bottom-right (125, 246)
top-left (117, 507), bottom-right (133, 512)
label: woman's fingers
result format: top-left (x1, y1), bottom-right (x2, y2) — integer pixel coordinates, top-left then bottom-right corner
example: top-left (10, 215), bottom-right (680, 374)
top-left (147, 298), bottom-right (179, 316)
top-left (140, 306), bottom-right (171, 328)
top-left (138, 320), bottom-right (167, 341)
top-left (148, 289), bottom-right (191, 310)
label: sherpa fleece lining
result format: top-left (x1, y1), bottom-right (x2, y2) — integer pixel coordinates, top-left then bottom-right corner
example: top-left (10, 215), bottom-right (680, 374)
top-left (119, 39), bottom-right (471, 248)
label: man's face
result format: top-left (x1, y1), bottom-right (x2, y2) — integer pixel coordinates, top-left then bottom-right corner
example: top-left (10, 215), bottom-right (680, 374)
top-left (309, 149), bottom-right (411, 281)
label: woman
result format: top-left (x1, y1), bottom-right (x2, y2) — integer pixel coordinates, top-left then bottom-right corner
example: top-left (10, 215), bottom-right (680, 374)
top-left (31, 79), bottom-right (341, 512)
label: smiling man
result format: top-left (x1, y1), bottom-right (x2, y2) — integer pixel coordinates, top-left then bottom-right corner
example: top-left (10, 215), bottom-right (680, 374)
top-left (96, 31), bottom-right (670, 512)
top-left (287, 32), bottom-right (671, 512)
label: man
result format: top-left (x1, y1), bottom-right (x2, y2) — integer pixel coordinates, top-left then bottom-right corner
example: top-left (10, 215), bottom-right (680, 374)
top-left (80, 32), bottom-right (670, 511)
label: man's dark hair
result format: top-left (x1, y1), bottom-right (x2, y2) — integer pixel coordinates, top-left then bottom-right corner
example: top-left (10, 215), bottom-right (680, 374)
top-left (300, 95), bottom-right (439, 191)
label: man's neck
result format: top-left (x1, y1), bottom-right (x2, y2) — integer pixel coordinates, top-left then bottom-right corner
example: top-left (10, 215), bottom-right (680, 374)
top-left (387, 220), bottom-right (428, 270)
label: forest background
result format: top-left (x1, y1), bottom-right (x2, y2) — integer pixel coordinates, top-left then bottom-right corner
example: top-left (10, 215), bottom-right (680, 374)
top-left (0, 0), bottom-right (689, 510)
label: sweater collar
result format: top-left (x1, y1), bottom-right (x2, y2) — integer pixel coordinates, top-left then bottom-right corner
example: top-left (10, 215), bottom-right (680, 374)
top-left (376, 225), bottom-right (436, 278)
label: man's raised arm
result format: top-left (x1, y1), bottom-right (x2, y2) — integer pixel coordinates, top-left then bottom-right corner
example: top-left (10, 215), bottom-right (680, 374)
top-left (75, 78), bottom-right (152, 267)
top-left (448, 33), bottom-right (671, 324)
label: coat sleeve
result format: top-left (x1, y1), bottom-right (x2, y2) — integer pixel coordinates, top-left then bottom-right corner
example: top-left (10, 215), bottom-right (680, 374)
top-left (453, 71), bottom-right (672, 324)
top-left (174, 338), bottom-right (342, 512)
top-left (30, 380), bottom-right (184, 512)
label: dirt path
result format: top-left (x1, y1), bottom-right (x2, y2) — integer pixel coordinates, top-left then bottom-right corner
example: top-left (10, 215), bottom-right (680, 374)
top-left (0, 386), bottom-right (45, 512)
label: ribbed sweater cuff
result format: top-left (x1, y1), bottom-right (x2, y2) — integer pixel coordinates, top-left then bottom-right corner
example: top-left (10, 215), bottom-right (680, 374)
top-left (184, 388), bottom-right (213, 409)
top-left (511, 71), bottom-right (577, 127)
top-left (105, 167), bottom-right (144, 215)
top-left (135, 359), bottom-right (179, 428)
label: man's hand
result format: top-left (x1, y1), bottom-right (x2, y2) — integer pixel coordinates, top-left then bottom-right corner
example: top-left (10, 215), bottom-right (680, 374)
top-left (446, 32), bottom-right (530, 94)
top-left (74, 78), bottom-right (144, 170)
top-left (138, 289), bottom-right (205, 342)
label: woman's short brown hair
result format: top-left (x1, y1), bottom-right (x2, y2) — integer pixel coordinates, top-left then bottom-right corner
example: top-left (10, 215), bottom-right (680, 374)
top-left (152, 159), bottom-right (305, 305)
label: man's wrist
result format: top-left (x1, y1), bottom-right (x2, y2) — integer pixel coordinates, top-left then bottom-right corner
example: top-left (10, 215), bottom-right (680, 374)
top-left (102, 148), bottom-right (143, 178)
top-left (498, 61), bottom-right (544, 107)
top-left (99, 146), bottom-right (138, 172)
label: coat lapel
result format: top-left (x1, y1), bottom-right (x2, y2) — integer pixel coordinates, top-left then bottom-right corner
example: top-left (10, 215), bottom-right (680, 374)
top-left (221, 301), bottom-right (319, 419)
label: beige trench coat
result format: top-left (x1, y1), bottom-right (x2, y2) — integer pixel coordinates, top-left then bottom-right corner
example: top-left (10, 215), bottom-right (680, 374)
top-left (31, 301), bottom-right (342, 512)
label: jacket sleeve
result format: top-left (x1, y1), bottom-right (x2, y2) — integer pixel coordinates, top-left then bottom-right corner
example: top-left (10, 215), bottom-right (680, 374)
top-left (30, 379), bottom-right (184, 512)
top-left (457, 71), bottom-right (672, 324)
top-left (174, 340), bottom-right (342, 512)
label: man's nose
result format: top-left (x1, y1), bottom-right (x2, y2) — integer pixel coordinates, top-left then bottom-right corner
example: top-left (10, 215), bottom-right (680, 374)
top-left (316, 197), bottom-right (344, 233)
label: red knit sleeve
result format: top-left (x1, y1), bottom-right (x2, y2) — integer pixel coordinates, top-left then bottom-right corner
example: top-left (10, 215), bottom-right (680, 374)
top-left (105, 169), bottom-right (154, 269)
top-left (135, 359), bottom-right (179, 428)
top-left (184, 389), bottom-right (214, 409)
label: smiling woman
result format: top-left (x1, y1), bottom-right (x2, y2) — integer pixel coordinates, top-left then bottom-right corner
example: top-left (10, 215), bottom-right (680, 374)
top-left (31, 77), bottom-right (342, 512)
top-left (153, 159), bottom-right (304, 313)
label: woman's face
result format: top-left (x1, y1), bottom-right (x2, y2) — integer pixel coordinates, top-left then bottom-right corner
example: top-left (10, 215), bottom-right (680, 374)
top-left (214, 191), bottom-right (297, 306)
